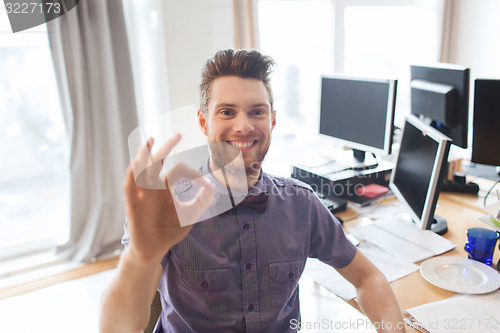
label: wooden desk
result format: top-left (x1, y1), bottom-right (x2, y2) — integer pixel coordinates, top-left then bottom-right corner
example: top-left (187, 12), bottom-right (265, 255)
top-left (339, 191), bottom-right (499, 331)
top-left (390, 194), bottom-right (490, 310)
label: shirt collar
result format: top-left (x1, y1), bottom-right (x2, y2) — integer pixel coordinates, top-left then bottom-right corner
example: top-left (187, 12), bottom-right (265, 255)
top-left (201, 159), bottom-right (268, 198)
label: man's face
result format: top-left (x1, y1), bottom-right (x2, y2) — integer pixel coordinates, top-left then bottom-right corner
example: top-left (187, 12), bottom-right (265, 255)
top-left (198, 76), bottom-right (276, 176)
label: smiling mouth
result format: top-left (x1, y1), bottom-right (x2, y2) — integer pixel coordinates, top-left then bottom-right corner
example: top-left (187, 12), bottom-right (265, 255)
top-left (227, 140), bottom-right (257, 149)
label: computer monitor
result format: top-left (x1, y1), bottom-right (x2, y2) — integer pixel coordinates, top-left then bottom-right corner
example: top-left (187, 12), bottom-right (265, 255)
top-left (390, 115), bottom-right (452, 235)
top-left (469, 79), bottom-right (500, 178)
top-left (319, 75), bottom-right (397, 169)
top-left (410, 63), bottom-right (470, 149)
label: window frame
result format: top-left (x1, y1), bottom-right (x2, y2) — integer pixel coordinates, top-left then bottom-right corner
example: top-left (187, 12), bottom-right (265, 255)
top-left (257, 0), bottom-right (446, 72)
top-left (0, 4), bottom-right (70, 261)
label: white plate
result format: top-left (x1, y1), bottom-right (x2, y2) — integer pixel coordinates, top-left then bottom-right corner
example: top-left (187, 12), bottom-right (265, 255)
top-left (420, 256), bottom-right (500, 294)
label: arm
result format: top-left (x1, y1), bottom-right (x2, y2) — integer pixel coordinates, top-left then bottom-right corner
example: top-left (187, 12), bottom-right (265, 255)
top-left (337, 250), bottom-right (406, 333)
top-left (100, 134), bottom-right (215, 333)
top-left (99, 252), bottom-right (162, 333)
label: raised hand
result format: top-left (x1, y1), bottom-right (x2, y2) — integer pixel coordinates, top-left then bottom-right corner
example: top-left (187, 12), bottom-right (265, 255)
top-left (124, 133), bottom-right (215, 264)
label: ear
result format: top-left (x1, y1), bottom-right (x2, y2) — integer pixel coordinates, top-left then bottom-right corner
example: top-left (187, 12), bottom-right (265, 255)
top-left (197, 109), bottom-right (209, 136)
top-left (271, 110), bottom-right (277, 130)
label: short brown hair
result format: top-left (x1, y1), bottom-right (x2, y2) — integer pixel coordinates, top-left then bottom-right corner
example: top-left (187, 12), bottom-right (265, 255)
top-left (199, 49), bottom-right (276, 115)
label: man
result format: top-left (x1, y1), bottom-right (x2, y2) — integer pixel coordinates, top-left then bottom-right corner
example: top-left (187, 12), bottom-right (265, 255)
top-left (100, 49), bottom-right (406, 332)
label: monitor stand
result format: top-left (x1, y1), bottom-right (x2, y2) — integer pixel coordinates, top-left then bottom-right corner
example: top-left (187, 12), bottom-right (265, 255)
top-left (430, 216), bottom-right (448, 235)
top-left (347, 149), bottom-right (379, 171)
top-left (304, 149), bottom-right (382, 176)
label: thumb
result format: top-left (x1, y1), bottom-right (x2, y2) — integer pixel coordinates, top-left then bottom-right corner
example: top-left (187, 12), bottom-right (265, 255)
top-left (175, 178), bottom-right (215, 227)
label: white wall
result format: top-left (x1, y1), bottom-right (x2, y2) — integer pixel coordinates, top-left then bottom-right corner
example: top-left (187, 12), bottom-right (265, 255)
top-left (449, 0), bottom-right (500, 79)
top-left (162, 0), bottom-right (235, 110)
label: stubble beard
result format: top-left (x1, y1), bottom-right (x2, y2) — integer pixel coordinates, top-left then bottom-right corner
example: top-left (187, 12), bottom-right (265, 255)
top-left (208, 139), bottom-right (270, 185)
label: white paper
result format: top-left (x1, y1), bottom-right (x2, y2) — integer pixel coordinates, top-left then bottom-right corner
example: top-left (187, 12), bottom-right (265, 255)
top-left (304, 258), bottom-right (357, 300)
top-left (349, 216), bottom-right (456, 263)
top-left (407, 290), bottom-right (500, 333)
top-left (350, 197), bottom-right (405, 220)
top-left (479, 214), bottom-right (500, 232)
top-left (303, 243), bottom-right (419, 300)
top-left (350, 223), bottom-right (434, 263)
top-left (374, 215), bottom-right (457, 255)
top-left (483, 200), bottom-right (500, 225)
top-left (359, 242), bottom-right (419, 282)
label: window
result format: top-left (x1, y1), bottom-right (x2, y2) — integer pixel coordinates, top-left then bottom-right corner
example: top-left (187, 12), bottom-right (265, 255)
top-left (342, 1), bottom-right (445, 125)
top-left (258, 0), bottom-right (445, 130)
top-left (0, 5), bottom-right (69, 261)
top-left (258, 0), bottom-right (334, 134)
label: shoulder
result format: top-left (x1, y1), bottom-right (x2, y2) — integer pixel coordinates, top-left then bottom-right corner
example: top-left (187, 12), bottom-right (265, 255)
top-left (264, 173), bottom-right (314, 193)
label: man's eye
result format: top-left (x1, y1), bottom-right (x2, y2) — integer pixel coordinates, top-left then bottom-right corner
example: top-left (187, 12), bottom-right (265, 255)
top-left (221, 110), bottom-right (233, 116)
top-left (252, 109), bottom-right (265, 115)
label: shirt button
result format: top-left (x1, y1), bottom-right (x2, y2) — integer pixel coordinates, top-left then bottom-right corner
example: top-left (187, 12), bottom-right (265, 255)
top-left (201, 280), bottom-right (208, 289)
top-left (289, 272), bottom-right (294, 279)
top-left (248, 304), bottom-right (254, 311)
top-left (243, 223), bottom-right (249, 230)
top-left (245, 263), bottom-right (252, 270)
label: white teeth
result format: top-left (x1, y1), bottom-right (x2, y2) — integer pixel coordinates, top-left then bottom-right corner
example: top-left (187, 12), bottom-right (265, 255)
top-left (230, 141), bottom-right (254, 148)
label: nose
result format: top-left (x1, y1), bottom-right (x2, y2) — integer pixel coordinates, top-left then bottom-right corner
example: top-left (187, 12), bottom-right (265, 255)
top-left (232, 113), bottom-right (254, 134)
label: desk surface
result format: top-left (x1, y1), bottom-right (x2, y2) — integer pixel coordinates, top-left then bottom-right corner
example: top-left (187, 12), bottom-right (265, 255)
top-left (336, 187), bottom-right (499, 332)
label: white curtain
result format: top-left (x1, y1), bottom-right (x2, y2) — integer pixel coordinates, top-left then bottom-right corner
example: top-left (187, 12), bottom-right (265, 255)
top-left (439, 0), bottom-right (454, 62)
top-left (47, 0), bottom-right (138, 262)
top-left (233, 0), bottom-right (259, 49)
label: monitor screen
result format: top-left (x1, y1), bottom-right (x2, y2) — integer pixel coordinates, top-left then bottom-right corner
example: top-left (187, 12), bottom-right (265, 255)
top-left (319, 75), bottom-right (397, 158)
top-left (410, 63), bottom-right (470, 149)
top-left (472, 79), bottom-right (500, 167)
top-left (390, 115), bottom-right (451, 233)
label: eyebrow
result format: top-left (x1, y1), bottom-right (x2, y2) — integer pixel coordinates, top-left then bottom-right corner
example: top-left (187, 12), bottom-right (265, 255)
top-left (215, 103), bottom-right (270, 109)
top-left (215, 103), bottom-right (237, 108)
top-left (250, 103), bottom-right (270, 109)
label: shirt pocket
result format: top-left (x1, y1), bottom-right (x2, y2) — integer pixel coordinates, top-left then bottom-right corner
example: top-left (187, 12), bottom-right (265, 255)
top-left (268, 258), bottom-right (305, 309)
top-left (179, 266), bottom-right (229, 314)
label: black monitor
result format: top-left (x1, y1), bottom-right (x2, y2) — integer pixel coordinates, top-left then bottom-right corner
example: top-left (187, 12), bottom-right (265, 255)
top-left (390, 115), bottom-right (452, 235)
top-left (469, 79), bottom-right (500, 178)
top-left (319, 75), bottom-right (397, 168)
top-left (410, 63), bottom-right (470, 149)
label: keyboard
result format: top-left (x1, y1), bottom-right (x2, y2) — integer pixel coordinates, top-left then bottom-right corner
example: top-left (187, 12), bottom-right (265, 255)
top-left (318, 195), bottom-right (348, 214)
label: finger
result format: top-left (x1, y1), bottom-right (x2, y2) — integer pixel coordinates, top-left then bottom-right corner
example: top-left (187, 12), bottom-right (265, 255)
top-left (152, 133), bottom-right (182, 165)
top-left (141, 133), bottom-right (182, 185)
top-left (174, 180), bottom-right (216, 227)
top-left (131, 137), bottom-right (155, 181)
top-left (191, 179), bottom-right (216, 209)
top-left (165, 162), bottom-right (205, 189)
top-left (132, 140), bottom-right (165, 189)
top-left (123, 165), bottom-right (140, 204)
top-left (190, 173), bottom-right (215, 191)
top-left (134, 134), bottom-right (182, 189)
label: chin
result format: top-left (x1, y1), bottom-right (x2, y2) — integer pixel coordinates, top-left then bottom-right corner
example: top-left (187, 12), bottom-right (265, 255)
top-left (244, 163), bottom-right (261, 175)
top-left (242, 155), bottom-right (265, 173)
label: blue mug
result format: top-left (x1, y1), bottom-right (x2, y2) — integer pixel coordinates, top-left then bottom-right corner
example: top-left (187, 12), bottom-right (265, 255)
top-left (464, 228), bottom-right (499, 266)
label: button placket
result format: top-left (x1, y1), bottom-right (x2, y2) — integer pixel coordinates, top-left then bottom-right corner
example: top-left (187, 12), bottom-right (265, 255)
top-left (238, 213), bottom-right (261, 328)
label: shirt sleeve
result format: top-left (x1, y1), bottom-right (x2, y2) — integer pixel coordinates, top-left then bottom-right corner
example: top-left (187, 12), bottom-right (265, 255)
top-left (307, 192), bottom-right (357, 269)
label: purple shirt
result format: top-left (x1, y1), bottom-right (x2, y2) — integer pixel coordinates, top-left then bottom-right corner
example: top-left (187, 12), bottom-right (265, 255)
top-left (123, 165), bottom-right (357, 332)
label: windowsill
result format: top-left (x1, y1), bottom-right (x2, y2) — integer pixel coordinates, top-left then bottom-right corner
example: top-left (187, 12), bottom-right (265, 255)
top-left (0, 250), bottom-right (120, 300)
top-left (0, 250), bottom-right (78, 295)
top-left (0, 249), bottom-right (65, 277)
